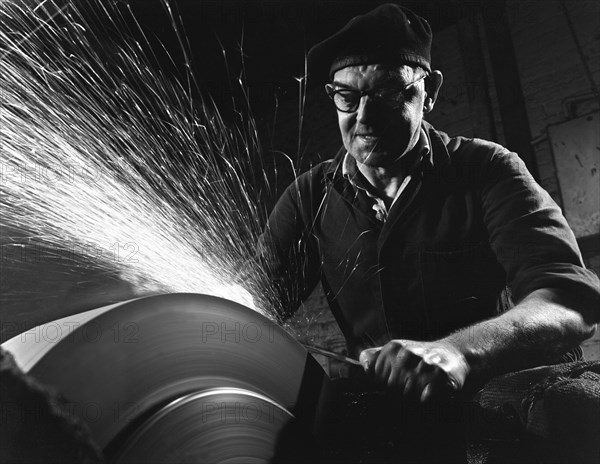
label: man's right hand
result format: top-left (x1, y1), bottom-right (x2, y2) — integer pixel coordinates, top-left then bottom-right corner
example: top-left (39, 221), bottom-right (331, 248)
top-left (359, 339), bottom-right (470, 402)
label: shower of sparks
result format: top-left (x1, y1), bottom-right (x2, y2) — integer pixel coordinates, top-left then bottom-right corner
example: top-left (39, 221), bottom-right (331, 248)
top-left (0, 0), bottom-right (287, 324)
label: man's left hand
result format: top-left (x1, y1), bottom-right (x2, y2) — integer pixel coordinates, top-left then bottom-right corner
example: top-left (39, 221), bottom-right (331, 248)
top-left (359, 340), bottom-right (470, 402)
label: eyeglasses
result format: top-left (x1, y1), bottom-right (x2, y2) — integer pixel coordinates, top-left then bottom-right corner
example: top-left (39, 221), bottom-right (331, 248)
top-left (325, 74), bottom-right (428, 113)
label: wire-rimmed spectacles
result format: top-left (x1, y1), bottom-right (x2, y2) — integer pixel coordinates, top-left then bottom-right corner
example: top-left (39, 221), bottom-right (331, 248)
top-left (325, 73), bottom-right (428, 113)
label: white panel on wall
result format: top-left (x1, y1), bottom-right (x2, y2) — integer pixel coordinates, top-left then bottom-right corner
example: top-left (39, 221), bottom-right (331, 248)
top-left (548, 111), bottom-right (600, 238)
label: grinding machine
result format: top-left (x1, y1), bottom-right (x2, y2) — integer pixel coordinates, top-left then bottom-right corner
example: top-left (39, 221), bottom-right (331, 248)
top-left (1, 293), bottom-right (335, 463)
top-left (7, 294), bottom-right (595, 463)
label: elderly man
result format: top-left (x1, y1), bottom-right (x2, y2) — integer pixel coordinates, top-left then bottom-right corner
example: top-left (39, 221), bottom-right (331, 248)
top-left (260, 3), bottom-right (599, 406)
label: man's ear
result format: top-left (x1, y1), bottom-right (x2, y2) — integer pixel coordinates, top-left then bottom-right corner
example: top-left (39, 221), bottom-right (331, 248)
top-left (424, 70), bottom-right (443, 113)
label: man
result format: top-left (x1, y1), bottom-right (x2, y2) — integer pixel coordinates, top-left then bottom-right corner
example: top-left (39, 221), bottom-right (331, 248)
top-left (260, 3), bottom-right (599, 404)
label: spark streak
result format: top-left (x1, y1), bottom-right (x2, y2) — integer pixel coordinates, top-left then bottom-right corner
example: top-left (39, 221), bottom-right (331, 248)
top-left (0, 0), bottom-right (283, 333)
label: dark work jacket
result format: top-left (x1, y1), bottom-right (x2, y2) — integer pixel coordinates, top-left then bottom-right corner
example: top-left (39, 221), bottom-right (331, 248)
top-left (259, 122), bottom-right (600, 357)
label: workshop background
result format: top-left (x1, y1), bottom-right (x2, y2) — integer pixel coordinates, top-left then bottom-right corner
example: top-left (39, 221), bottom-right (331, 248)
top-left (119, 0), bottom-right (600, 374)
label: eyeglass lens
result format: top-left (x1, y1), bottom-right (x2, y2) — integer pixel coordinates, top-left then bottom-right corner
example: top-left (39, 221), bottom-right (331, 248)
top-left (332, 88), bottom-right (404, 112)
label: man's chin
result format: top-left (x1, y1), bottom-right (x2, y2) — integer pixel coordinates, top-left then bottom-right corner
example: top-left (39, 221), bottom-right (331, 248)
top-left (355, 150), bottom-right (401, 168)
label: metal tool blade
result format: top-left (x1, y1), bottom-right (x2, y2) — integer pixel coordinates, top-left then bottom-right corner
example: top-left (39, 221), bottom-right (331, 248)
top-left (302, 344), bottom-right (362, 366)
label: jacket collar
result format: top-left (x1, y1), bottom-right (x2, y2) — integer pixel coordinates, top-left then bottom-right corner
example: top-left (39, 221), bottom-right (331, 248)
top-left (421, 120), bottom-right (451, 172)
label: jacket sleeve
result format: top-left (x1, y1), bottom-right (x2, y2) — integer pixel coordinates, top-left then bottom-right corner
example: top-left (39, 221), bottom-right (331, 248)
top-left (481, 147), bottom-right (600, 316)
top-left (257, 174), bottom-right (322, 321)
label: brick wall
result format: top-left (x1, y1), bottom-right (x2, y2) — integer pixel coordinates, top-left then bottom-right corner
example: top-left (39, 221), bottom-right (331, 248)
top-left (262, 0), bottom-right (600, 373)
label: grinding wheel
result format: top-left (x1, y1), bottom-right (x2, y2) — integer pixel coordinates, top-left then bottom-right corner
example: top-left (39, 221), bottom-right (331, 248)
top-left (113, 388), bottom-right (295, 464)
top-left (2, 293), bottom-right (331, 463)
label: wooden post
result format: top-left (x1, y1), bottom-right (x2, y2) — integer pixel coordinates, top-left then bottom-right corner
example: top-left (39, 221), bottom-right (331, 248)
top-left (456, 14), bottom-right (498, 142)
top-left (481, 0), bottom-right (539, 179)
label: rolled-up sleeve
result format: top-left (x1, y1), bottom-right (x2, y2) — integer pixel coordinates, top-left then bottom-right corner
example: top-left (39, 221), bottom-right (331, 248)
top-left (481, 149), bottom-right (600, 314)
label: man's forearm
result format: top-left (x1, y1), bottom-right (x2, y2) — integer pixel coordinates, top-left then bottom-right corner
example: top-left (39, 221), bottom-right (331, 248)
top-left (441, 287), bottom-right (597, 382)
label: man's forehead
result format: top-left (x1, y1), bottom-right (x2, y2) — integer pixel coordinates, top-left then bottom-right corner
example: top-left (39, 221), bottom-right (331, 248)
top-left (332, 64), bottom-right (414, 85)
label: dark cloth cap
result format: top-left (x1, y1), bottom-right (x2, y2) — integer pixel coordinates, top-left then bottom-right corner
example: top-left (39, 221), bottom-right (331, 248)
top-left (307, 3), bottom-right (432, 83)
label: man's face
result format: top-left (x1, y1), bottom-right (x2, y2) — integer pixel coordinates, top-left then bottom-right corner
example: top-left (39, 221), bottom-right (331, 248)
top-left (331, 64), bottom-right (427, 168)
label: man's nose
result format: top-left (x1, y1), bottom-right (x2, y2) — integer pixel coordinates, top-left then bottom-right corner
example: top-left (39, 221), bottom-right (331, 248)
top-left (356, 95), bottom-right (376, 124)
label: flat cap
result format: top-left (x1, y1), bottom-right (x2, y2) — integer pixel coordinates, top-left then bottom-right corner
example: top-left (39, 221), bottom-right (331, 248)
top-left (307, 3), bottom-right (432, 83)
